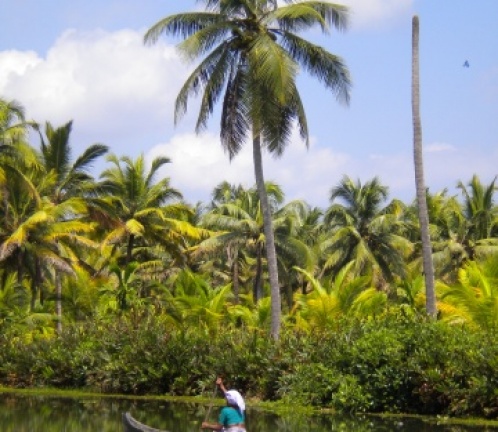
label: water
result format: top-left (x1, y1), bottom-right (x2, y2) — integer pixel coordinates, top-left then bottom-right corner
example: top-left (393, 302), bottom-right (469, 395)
top-left (0, 393), bottom-right (495, 431)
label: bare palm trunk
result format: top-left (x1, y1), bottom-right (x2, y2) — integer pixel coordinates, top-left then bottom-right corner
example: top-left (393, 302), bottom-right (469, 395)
top-left (412, 16), bottom-right (437, 318)
top-left (253, 134), bottom-right (281, 339)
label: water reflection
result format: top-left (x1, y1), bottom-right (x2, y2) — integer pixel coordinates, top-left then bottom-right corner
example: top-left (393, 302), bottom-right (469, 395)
top-left (0, 393), bottom-right (495, 431)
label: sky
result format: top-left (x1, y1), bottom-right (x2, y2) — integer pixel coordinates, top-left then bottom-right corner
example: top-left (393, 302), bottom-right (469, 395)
top-left (0, 0), bottom-right (497, 208)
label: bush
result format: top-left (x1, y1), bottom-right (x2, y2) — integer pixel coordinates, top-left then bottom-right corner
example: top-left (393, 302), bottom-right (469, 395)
top-left (1, 312), bottom-right (497, 418)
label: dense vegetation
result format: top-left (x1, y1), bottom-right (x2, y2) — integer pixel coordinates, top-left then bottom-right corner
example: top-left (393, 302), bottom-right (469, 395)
top-left (1, 87), bottom-right (497, 420)
top-left (2, 313), bottom-right (498, 419)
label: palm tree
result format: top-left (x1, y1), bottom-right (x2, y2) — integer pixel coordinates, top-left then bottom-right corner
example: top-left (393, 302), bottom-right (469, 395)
top-left (423, 178), bottom-right (498, 281)
top-left (0, 270), bottom-right (30, 326)
top-left (0, 98), bottom-right (31, 148)
top-left (420, 189), bottom-right (465, 280)
top-left (198, 182), bottom-right (311, 307)
top-left (412, 15), bottom-right (436, 317)
top-left (283, 203), bottom-right (324, 296)
top-left (164, 268), bottom-right (233, 335)
top-left (323, 176), bottom-right (411, 291)
top-left (291, 262), bottom-right (386, 333)
top-left (0, 161), bottom-right (93, 312)
top-left (38, 120), bottom-right (108, 330)
top-left (457, 174), bottom-right (498, 246)
top-left (438, 255), bottom-right (498, 332)
top-left (39, 120), bottom-right (108, 204)
top-left (97, 153), bottom-right (202, 267)
top-left (0, 99), bottom-right (41, 225)
top-left (145, 0), bottom-right (351, 339)
top-left (199, 182), bottom-right (283, 303)
top-left (197, 182), bottom-right (250, 303)
top-left (272, 198), bottom-right (315, 307)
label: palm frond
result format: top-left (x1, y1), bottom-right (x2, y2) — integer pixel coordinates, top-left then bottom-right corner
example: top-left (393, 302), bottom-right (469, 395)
top-left (144, 12), bottom-right (223, 44)
top-left (175, 42), bottom-right (231, 124)
top-left (220, 62), bottom-right (250, 158)
top-left (271, 1), bottom-right (348, 33)
top-left (280, 32), bottom-right (351, 104)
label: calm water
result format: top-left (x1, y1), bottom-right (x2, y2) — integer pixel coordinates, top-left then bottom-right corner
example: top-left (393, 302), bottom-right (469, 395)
top-left (0, 393), bottom-right (496, 432)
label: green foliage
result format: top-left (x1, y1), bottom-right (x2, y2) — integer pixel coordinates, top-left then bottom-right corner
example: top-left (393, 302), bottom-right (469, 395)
top-left (1, 313), bottom-right (497, 419)
top-left (1, 100), bottom-right (498, 421)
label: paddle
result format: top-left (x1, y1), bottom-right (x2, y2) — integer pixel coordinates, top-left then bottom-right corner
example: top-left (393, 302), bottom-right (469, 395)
top-left (200, 383), bottom-right (218, 430)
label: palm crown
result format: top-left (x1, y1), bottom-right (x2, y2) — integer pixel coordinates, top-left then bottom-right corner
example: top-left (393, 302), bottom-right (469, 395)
top-left (145, 0), bottom-right (351, 157)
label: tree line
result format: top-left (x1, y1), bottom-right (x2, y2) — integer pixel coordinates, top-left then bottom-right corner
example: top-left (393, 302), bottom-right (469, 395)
top-left (1, 97), bottom-right (497, 340)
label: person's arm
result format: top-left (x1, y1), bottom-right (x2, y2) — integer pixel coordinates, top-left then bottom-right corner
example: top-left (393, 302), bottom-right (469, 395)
top-left (216, 376), bottom-right (227, 394)
top-left (201, 421), bottom-right (223, 430)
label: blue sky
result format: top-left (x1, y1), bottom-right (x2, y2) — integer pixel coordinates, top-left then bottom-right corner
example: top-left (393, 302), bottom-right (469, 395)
top-left (1, 0), bottom-right (497, 207)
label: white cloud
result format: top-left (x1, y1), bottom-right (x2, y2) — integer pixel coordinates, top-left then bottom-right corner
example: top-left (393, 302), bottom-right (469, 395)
top-left (339, 0), bottom-right (414, 30)
top-left (147, 132), bottom-right (255, 204)
top-left (0, 50), bottom-right (41, 90)
top-left (0, 28), bottom-right (188, 151)
top-left (425, 142), bottom-right (456, 153)
top-left (147, 130), bottom-right (395, 208)
top-left (275, 0), bottom-right (413, 30)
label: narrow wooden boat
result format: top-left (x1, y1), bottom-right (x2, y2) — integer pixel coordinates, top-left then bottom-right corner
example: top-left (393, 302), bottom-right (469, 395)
top-left (122, 412), bottom-right (170, 432)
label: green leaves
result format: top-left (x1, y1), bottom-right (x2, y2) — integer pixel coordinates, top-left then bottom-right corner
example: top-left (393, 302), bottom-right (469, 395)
top-left (144, 12), bottom-right (223, 44)
top-left (146, 0), bottom-right (351, 158)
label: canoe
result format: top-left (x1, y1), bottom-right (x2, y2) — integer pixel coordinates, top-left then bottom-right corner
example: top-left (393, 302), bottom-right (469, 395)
top-left (122, 412), bottom-right (170, 432)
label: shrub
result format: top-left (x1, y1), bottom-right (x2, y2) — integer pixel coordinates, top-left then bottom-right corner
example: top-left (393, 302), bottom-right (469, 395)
top-left (1, 312), bottom-right (497, 418)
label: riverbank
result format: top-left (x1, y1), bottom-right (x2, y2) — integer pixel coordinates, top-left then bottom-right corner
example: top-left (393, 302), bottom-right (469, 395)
top-left (1, 387), bottom-right (498, 430)
top-left (2, 313), bottom-right (497, 420)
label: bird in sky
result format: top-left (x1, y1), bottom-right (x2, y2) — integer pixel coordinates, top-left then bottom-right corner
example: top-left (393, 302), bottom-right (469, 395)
top-left (463, 60), bottom-right (470, 67)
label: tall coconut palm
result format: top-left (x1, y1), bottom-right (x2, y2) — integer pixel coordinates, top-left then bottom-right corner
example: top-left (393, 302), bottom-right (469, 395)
top-left (145, 0), bottom-right (351, 339)
top-left (412, 15), bottom-right (436, 317)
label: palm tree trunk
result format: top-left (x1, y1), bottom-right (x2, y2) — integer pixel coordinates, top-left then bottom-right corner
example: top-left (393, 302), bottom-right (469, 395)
top-left (36, 258), bottom-right (44, 305)
top-left (253, 244), bottom-right (263, 302)
top-left (55, 272), bottom-right (63, 334)
top-left (252, 133), bottom-right (281, 339)
top-left (412, 15), bottom-right (437, 318)
top-left (233, 257), bottom-right (240, 304)
top-left (126, 234), bottom-right (135, 264)
top-left (17, 249), bottom-right (23, 285)
top-left (228, 243), bottom-right (240, 303)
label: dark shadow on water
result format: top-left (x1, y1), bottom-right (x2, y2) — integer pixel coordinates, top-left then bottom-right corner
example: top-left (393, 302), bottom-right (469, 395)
top-left (0, 393), bottom-right (496, 431)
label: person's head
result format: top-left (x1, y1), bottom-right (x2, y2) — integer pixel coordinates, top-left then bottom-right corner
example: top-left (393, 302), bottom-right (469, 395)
top-left (225, 390), bottom-right (245, 413)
